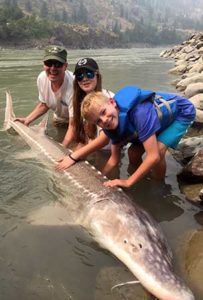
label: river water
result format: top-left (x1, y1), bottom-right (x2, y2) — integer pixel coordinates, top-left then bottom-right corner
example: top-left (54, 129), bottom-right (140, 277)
top-left (0, 48), bottom-right (202, 300)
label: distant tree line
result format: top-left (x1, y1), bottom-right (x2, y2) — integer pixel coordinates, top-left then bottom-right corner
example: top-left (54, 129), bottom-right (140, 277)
top-left (0, 0), bottom-right (189, 47)
top-left (116, 23), bottom-right (183, 45)
top-left (0, 0), bottom-right (51, 42)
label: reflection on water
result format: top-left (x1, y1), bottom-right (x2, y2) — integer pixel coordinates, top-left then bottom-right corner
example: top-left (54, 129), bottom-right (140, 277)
top-left (0, 48), bottom-right (202, 300)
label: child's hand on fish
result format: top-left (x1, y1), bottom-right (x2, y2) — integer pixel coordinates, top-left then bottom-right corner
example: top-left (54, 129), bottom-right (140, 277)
top-left (55, 154), bottom-right (77, 171)
top-left (104, 179), bottom-right (131, 188)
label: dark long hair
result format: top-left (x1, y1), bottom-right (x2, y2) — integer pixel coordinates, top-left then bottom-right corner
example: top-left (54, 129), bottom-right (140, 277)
top-left (73, 72), bottom-right (102, 144)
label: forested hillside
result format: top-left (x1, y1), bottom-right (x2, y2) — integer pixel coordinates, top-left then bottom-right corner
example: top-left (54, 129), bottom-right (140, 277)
top-left (0, 0), bottom-right (203, 48)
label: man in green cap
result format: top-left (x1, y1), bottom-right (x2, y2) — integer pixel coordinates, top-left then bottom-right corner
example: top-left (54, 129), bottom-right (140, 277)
top-left (16, 45), bottom-right (74, 146)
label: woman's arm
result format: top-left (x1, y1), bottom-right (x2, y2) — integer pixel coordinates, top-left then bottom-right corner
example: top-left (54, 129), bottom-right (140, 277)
top-left (62, 118), bottom-right (75, 147)
top-left (56, 131), bottom-right (109, 170)
top-left (104, 134), bottom-right (160, 188)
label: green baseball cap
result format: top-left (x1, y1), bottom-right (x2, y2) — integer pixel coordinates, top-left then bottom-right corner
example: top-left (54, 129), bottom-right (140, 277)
top-left (43, 45), bottom-right (67, 63)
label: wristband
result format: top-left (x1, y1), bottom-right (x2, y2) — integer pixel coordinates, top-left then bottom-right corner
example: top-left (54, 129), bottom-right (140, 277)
top-left (68, 153), bottom-right (80, 163)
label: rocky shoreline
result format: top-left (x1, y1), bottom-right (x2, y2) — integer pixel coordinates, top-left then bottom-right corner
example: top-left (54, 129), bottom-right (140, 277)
top-left (160, 32), bottom-right (203, 205)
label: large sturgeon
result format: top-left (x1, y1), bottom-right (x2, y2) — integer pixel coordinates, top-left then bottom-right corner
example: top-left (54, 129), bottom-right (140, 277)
top-left (4, 91), bottom-right (194, 300)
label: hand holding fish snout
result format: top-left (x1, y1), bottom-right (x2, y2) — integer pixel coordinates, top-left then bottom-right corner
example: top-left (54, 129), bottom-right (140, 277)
top-left (14, 117), bottom-right (30, 126)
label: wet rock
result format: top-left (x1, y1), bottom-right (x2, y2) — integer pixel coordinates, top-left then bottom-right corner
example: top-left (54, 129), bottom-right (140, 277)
top-left (184, 82), bottom-right (203, 98)
top-left (179, 183), bottom-right (203, 204)
top-left (178, 148), bottom-right (203, 183)
top-left (175, 59), bottom-right (187, 66)
top-left (161, 32), bottom-right (203, 203)
top-left (199, 188), bottom-right (203, 202)
top-left (198, 46), bottom-right (203, 55)
top-left (169, 64), bottom-right (187, 75)
top-left (187, 61), bottom-right (203, 73)
top-left (176, 74), bottom-right (203, 91)
top-left (189, 94), bottom-right (203, 110)
top-left (194, 210), bottom-right (203, 225)
top-left (171, 135), bottom-right (203, 203)
top-left (160, 49), bottom-right (168, 57)
top-left (183, 45), bottom-right (195, 54)
top-left (196, 41), bottom-right (203, 49)
top-left (182, 71), bottom-right (199, 79)
top-left (171, 78), bottom-right (181, 86)
top-left (194, 108), bottom-right (203, 123)
top-left (172, 136), bottom-right (203, 163)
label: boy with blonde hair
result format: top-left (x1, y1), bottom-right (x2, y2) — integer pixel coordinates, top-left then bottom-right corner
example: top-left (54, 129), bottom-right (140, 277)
top-left (56, 86), bottom-right (195, 188)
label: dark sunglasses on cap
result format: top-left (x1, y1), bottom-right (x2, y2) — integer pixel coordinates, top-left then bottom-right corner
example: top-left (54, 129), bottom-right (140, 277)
top-left (75, 70), bottom-right (96, 82)
top-left (44, 60), bottom-right (64, 68)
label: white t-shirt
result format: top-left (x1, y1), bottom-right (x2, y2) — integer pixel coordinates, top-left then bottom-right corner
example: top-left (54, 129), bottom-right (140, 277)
top-left (37, 70), bottom-right (74, 121)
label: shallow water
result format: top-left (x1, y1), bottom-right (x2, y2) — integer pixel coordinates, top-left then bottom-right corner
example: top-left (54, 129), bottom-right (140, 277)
top-left (0, 48), bottom-right (202, 300)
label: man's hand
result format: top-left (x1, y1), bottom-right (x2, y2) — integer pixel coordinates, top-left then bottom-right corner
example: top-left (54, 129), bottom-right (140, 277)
top-left (55, 156), bottom-right (75, 171)
top-left (14, 117), bottom-right (30, 126)
top-left (103, 179), bottom-right (131, 188)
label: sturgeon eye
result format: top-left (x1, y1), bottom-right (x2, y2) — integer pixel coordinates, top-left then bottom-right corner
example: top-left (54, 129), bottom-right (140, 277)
top-left (124, 239), bottom-right (128, 244)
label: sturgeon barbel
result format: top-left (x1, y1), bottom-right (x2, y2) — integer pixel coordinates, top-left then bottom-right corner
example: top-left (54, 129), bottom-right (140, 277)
top-left (4, 91), bottom-right (195, 300)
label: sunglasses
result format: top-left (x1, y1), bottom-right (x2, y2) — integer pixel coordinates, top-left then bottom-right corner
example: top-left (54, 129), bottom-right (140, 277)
top-left (44, 60), bottom-right (64, 68)
top-left (75, 70), bottom-right (95, 82)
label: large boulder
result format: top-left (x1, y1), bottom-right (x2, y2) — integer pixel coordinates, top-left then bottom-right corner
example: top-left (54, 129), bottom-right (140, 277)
top-left (195, 108), bottom-right (203, 123)
top-left (169, 64), bottom-right (187, 75)
top-left (172, 136), bottom-right (203, 163)
top-left (182, 45), bottom-right (195, 54)
top-left (185, 51), bottom-right (200, 62)
top-left (175, 59), bottom-right (187, 66)
top-left (198, 46), bottom-right (203, 55)
top-left (174, 52), bottom-right (188, 60)
top-left (180, 183), bottom-right (203, 203)
top-left (178, 148), bottom-right (203, 183)
top-left (182, 72), bottom-right (199, 79)
top-left (184, 82), bottom-right (203, 98)
top-left (176, 74), bottom-right (203, 91)
top-left (196, 41), bottom-right (203, 49)
top-left (171, 78), bottom-right (181, 86)
top-left (189, 94), bottom-right (203, 110)
top-left (188, 60), bottom-right (203, 73)
top-left (189, 94), bottom-right (203, 123)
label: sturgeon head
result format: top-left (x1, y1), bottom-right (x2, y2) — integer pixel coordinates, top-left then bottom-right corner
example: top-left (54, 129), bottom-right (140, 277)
top-left (83, 190), bottom-right (195, 300)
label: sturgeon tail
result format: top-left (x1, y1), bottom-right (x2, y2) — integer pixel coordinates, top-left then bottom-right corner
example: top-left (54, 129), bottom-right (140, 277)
top-left (4, 91), bottom-right (16, 130)
top-left (3, 91), bottom-right (49, 134)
